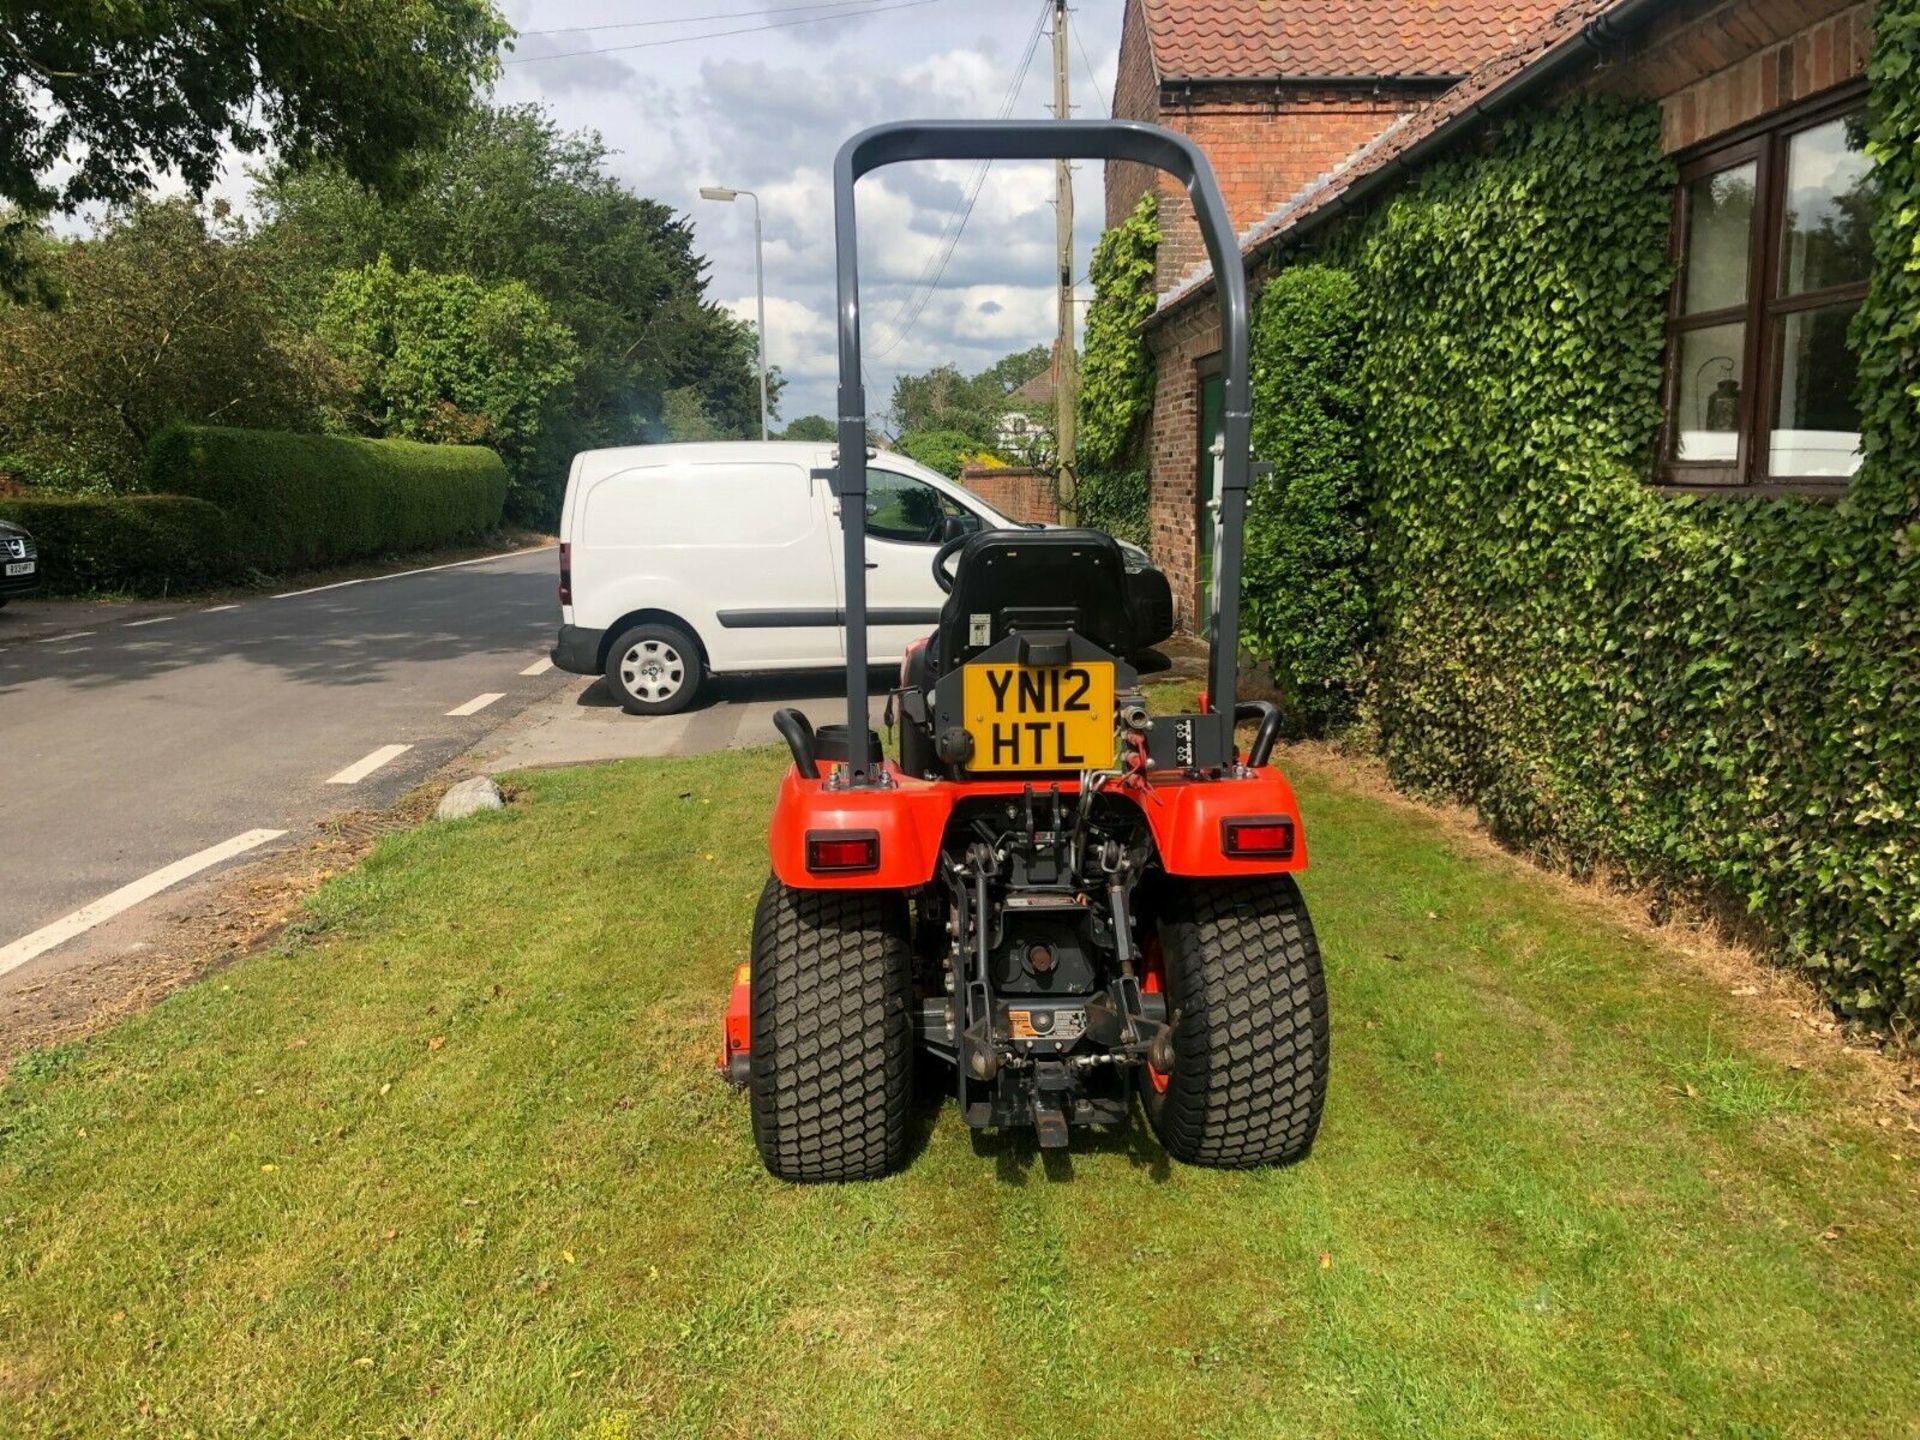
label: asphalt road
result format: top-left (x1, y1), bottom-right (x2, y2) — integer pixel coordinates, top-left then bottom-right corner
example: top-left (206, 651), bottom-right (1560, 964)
top-left (0, 548), bottom-right (568, 967)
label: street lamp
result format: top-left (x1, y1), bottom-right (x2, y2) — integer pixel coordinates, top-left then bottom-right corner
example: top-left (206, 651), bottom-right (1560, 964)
top-left (699, 185), bottom-right (769, 442)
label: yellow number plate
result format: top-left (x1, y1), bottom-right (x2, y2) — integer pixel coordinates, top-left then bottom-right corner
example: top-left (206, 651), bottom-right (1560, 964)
top-left (961, 661), bottom-right (1115, 773)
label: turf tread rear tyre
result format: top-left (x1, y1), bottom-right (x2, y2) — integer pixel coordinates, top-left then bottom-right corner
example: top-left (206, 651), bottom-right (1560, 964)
top-left (1145, 874), bottom-right (1328, 1169)
top-left (749, 877), bottom-right (913, 1182)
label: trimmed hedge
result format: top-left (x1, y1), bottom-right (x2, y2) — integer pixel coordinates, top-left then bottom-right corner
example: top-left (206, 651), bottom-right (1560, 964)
top-left (1245, 265), bottom-right (1369, 734)
top-left (0, 494), bottom-right (238, 596)
top-left (145, 424), bottom-right (509, 572)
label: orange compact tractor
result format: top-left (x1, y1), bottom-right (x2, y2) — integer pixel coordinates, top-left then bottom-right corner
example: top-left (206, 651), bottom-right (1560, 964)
top-left (721, 119), bottom-right (1328, 1182)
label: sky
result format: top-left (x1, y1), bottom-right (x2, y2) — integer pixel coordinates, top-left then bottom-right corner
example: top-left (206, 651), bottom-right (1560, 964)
top-left (493, 0), bottom-right (1126, 428)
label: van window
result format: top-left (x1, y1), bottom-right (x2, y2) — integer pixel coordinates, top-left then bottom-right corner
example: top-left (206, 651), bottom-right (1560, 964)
top-left (586, 462), bottom-right (814, 546)
top-left (864, 468), bottom-right (980, 545)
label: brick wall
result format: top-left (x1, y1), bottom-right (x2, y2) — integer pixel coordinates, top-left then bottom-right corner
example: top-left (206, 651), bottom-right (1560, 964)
top-left (1107, 0), bottom-right (1160, 228)
top-left (1638, 1), bottom-right (1872, 151)
top-left (1101, 2), bottom-right (1429, 295)
top-left (1150, 87), bottom-right (1425, 292)
top-left (1135, 0), bottom-right (1877, 637)
top-left (959, 465), bottom-right (1059, 526)
top-left (1143, 302), bottom-right (1221, 631)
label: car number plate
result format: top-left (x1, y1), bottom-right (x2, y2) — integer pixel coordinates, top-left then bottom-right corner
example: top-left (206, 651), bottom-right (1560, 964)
top-left (961, 661), bottom-right (1115, 772)
top-left (4, 561), bottom-right (32, 576)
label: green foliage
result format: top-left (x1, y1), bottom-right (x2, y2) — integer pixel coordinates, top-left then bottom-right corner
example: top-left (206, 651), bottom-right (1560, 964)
top-left (256, 104), bottom-right (771, 520)
top-left (889, 346), bottom-right (1052, 450)
top-left (146, 424), bottom-right (507, 572)
top-left (894, 430), bottom-right (1006, 481)
top-left (1312, 82), bottom-right (1920, 1026)
top-left (656, 387), bottom-right (732, 444)
top-left (780, 415), bottom-right (836, 442)
top-left (1072, 466), bottom-right (1150, 546)
top-left (1077, 193), bottom-right (1160, 474)
top-left (1855, 0), bottom-right (1920, 485)
top-left (0, 0), bottom-right (504, 290)
top-left (318, 255), bottom-right (579, 522)
top-left (0, 494), bottom-right (238, 595)
top-left (1244, 265), bottom-right (1369, 733)
top-left (0, 201), bottom-right (349, 492)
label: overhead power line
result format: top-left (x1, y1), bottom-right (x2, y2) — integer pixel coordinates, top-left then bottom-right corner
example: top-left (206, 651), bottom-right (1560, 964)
top-left (1070, 6), bottom-right (1106, 113)
top-left (866, 0), bottom-right (1050, 358)
top-left (505, 0), bottom-right (944, 64)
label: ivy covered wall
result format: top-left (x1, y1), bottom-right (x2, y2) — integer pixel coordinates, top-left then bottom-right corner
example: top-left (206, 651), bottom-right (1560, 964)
top-left (1073, 193), bottom-right (1159, 543)
top-left (1252, 33), bottom-right (1918, 1027)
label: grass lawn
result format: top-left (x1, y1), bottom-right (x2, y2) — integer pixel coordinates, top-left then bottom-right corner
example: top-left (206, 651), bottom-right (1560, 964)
top-left (3, 743), bottom-right (1916, 1438)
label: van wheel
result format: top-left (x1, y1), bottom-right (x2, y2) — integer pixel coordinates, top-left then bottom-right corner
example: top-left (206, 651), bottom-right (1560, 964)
top-left (605, 621), bottom-right (702, 714)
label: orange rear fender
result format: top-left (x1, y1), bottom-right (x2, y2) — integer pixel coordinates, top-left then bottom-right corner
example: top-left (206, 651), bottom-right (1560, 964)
top-left (1136, 767), bottom-right (1309, 877)
top-left (768, 765), bottom-right (955, 889)
top-left (765, 763), bottom-right (1308, 887)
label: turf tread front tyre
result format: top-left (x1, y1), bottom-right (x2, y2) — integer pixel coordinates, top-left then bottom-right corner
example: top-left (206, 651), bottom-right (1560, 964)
top-left (749, 877), bottom-right (913, 1182)
top-left (1145, 874), bottom-right (1328, 1169)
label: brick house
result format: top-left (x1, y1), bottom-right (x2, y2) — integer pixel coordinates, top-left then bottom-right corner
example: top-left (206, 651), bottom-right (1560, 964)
top-left (1109, 0), bottom-right (1880, 630)
top-left (1106, 0), bottom-right (1564, 624)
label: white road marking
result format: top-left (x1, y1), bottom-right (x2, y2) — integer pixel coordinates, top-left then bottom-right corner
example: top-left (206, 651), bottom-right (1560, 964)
top-left (272, 546), bottom-right (554, 600)
top-left (446, 692), bottom-right (505, 717)
top-left (520, 657), bottom-right (554, 676)
top-left (124, 615), bottom-right (176, 627)
top-left (326, 744), bottom-right (413, 785)
top-left (38, 631), bottom-right (96, 643)
top-left (0, 829), bottom-right (287, 978)
top-left (205, 604), bottom-right (241, 613)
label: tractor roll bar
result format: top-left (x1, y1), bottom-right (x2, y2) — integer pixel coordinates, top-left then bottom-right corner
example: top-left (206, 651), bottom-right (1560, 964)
top-left (832, 119), bottom-right (1252, 785)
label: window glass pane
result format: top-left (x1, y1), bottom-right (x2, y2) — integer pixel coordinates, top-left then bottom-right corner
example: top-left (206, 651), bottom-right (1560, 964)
top-left (1781, 113), bottom-right (1874, 296)
top-left (863, 467), bottom-right (970, 544)
top-left (1771, 300), bottom-right (1863, 477)
top-left (1681, 162), bottom-right (1756, 315)
top-left (1672, 323), bottom-right (1746, 463)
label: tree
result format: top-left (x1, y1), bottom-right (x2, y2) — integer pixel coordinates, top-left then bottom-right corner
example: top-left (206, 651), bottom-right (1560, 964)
top-left (780, 415), bottom-right (836, 441)
top-left (0, 200), bottom-right (347, 491)
top-left (889, 345), bottom-right (1052, 448)
top-left (0, 1), bottom-right (504, 297)
top-left (319, 256), bottom-right (579, 519)
top-left (980, 345), bottom-right (1051, 398)
top-left (257, 104), bottom-right (773, 516)
top-left (656, 388), bottom-right (729, 443)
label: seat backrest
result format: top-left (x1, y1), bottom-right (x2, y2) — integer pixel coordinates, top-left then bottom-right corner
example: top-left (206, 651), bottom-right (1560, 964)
top-left (935, 528), bottom-right (1132, 671)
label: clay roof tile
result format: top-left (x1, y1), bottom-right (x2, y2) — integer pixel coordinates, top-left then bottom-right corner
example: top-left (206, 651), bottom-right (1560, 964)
top-left (1141, 0), bottom-right (1565, 80)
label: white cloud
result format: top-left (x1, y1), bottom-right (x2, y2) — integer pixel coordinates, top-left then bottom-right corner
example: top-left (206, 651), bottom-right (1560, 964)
top-left (490, 0), bottom-right (1127, 420)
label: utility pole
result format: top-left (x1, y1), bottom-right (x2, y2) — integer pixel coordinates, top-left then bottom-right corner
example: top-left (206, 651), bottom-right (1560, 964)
top-left (1051, 0), bottom-right (1078, 521)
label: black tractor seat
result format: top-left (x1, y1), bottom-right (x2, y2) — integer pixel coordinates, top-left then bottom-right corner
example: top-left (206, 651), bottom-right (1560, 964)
top-left (928, 528), bottom-right (1134, 680)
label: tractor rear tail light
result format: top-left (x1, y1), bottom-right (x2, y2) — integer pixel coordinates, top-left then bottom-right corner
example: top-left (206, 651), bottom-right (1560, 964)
top-left (1221, 816), bottom-right (1295, 859)
top-left (558, 542), bottom-right (572, 605)
top-left (806, 829), bottom-right (880, 874)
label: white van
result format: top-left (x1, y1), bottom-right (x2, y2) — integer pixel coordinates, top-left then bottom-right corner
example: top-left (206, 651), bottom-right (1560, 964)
top-left (550, 441), bottom-right (1171, 714)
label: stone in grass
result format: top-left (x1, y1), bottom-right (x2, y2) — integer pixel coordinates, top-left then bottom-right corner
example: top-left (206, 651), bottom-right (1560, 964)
top-left (437, 776), bottom-right (504, 821)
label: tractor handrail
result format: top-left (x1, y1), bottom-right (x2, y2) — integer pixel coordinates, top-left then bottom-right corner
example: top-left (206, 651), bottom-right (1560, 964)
top-left (832, 119), bottom-right (1252, 784)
